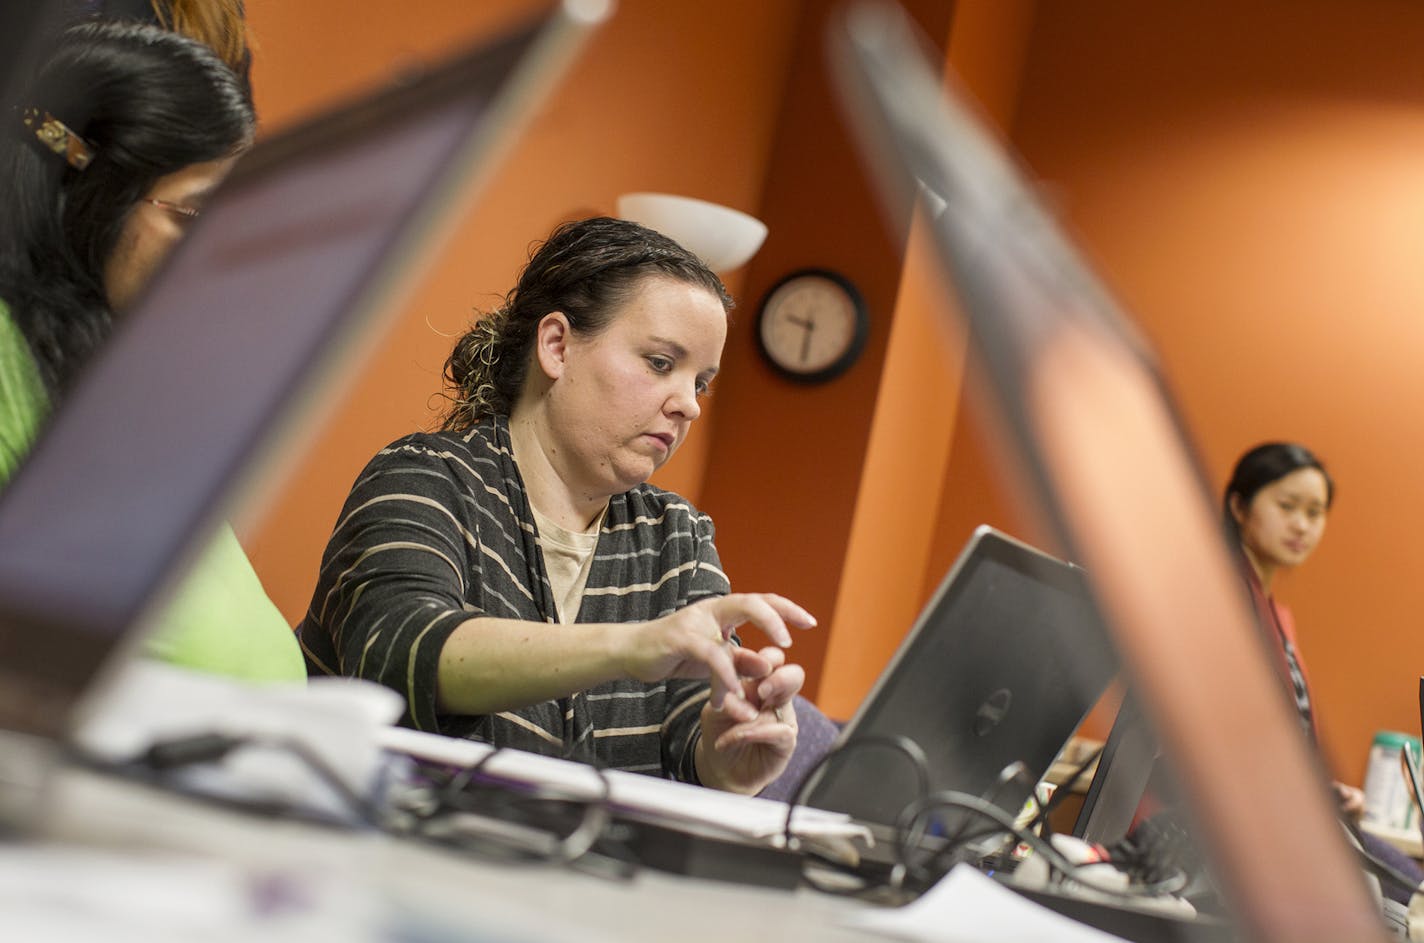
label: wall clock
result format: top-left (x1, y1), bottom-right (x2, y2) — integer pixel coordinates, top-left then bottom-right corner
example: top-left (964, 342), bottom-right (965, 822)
top-left (755, 268), bottom-right (869, 384)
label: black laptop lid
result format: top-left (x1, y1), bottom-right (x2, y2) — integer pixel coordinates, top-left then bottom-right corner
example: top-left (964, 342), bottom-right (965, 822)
top-left (0, 2), bottom-right (606, 738)
top-left (805, 526), bottom-right (1116, 830)
top-left (1072, 690), bottom-right (1157, 846)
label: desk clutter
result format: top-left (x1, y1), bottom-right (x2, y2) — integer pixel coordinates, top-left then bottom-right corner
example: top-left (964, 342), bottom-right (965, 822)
top-left (0, 659), bottom-right (1236, 943)
top-left (0, 657), bottom-right (1244, 942)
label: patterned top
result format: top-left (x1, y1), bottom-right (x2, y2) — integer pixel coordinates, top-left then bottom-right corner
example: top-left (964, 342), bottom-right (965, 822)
top-left (1241, 559), bottom-right (1316, 742)
top-left (295, 417), bottom-right (732, 781)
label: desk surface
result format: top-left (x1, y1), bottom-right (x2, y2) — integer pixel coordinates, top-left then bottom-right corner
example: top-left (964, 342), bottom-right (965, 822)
top-left (31, 765), bottom-right (883, 943)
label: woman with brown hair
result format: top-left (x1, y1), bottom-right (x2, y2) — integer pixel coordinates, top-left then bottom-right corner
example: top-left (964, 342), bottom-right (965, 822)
top-left (298, 217), bottom-right (815, 794)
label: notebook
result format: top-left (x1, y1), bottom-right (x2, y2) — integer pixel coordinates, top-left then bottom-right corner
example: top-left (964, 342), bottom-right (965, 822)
top-left (829, 3), bottom-right (1387, 940)
top-left (804, 526), bottom-right (1116, 842)
top-left (0, 1), bottom-right (608, 742)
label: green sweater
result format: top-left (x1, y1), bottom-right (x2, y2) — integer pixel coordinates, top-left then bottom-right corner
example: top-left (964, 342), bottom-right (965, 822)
top-left (0, 303), bottom-right (305, 683)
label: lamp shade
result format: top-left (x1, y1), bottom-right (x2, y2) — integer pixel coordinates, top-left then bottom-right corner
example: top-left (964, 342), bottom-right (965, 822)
top-left (616, 192), bottom-right (768, 272)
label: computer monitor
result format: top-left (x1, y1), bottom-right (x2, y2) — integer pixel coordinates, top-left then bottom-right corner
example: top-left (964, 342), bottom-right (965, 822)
top-left (808, 527), bottom-right (1116, 837)
top-left (1072, 691), bottom-right (1157, 847)
top-left (0, 1), bottom-right (607, 741)
top-left (806, 526), bottom-right (1116, 836)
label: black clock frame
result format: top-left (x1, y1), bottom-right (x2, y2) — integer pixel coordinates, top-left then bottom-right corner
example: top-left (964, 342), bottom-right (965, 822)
top-left (753, 267), bottom-right (870, 384)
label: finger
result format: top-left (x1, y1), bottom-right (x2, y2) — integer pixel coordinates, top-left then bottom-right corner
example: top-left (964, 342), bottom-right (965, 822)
top-left (708, 677), bottom-right (757, 724)
top-left (713, 718), bottom-right (798, 754)
top-left (756, 645), bottom-right (786, 670)
top-left (758, 594), bottom-right (817, 631)
top-left (714, 594), bottom-right (796, 648)
top-left (755, 663), bottom-right (806, 707)
top-left (729, 646), bottom-right (774, 680)
top-left (693, 635), bottom-right (755, 721)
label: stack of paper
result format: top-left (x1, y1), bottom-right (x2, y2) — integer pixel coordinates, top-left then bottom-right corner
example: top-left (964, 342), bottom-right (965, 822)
top-left (378, 725), bottom-right (871, 848)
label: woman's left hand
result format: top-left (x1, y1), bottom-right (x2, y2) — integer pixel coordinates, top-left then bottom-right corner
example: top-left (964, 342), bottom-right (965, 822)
top-left (694, 645), bottom-right (806, 795)
top-left (1334, 781), bottom-right (1365, 821)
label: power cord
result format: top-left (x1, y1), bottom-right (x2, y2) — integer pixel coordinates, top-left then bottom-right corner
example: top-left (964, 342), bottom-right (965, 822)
top-left (780, 732), bottom-right (931, 850)
top-left (1025, 743), bottom-right (1105, 836)
top-left (403, 746), bottom-right (619, 869)
top-left (895, 790), bottom-right (1190, 901)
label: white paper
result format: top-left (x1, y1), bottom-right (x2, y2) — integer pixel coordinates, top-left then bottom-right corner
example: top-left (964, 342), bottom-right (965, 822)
top-left (842, 864), bottom-right (1134, 943)
top-left (0, 846), bottom-right (384, 943)
top-left (73, 660), bottom-right (403, 822)
top-left (378, 725), bottom-right (871, 846)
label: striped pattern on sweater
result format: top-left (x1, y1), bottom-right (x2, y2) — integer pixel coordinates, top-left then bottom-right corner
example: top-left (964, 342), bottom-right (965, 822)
top-left (296, 417), bottom-right (730, 781)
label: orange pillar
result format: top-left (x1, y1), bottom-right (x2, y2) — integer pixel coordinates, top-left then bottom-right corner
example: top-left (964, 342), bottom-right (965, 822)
top-left (817, 0), bottom-right (1039, 719)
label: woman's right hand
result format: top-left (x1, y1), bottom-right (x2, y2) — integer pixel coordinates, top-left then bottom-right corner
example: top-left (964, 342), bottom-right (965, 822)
top-left (621, 594), bottom-right (815, 722)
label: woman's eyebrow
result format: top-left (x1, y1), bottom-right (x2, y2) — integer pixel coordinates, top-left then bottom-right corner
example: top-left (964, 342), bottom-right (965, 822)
top-left (647, 335), bottom-right (687, 358)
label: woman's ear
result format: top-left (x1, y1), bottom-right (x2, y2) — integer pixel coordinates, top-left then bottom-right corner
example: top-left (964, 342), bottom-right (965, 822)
top-left (532, 312), bottom-right (572, 380)
top-left (1228, 492), bottom-right (1247, 526)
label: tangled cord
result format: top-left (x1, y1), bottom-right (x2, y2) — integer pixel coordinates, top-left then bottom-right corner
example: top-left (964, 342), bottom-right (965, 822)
top-left (775, 733), bottom-right (1188, 903)
top-left (406, 746), bottom-right (617, 867)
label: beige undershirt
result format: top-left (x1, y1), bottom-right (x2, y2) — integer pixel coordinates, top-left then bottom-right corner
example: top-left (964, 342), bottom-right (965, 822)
top-left (530, 504), bottom-right (606, 624)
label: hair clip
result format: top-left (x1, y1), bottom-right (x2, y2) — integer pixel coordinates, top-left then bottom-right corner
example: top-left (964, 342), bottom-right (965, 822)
top-left (21, 107), bottom-right (95, 171)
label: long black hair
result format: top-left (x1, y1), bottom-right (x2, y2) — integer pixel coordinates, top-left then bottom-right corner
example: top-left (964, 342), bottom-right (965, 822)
top-left (1222, 442), bottom-right (1335, 543)
top-left (0, 20), bottom-right (253, 396)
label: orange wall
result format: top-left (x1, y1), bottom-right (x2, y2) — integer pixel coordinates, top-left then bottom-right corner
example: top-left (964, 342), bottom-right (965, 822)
top-left (695, 0), bottom-right (956, 703)
top-left (235, 1), bottom-right (1424, 784)
top-left (817, 0), bottom-right (1039, 720)
top-left (237, 1), bottom-right (801, 621)
top-left (930, 0), bottom-right (1424, 784)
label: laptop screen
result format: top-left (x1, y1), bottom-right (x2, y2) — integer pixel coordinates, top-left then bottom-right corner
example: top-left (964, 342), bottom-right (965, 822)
top-left (831, 4), bottom-right (1387, 940)
top-left (806, 526), bottom-right (1116, 832)
top-left (0, 3), bottom-right (604, 738)
top-left (1072, 691), bottom-right (1157, 846)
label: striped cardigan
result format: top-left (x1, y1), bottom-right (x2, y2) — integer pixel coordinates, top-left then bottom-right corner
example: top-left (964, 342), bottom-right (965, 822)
top-left (296, 417), bottom-right (731, 781)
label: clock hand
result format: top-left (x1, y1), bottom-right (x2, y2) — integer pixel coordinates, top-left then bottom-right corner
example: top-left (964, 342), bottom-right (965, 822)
top-left (799, 317), bottom-right (816, 363)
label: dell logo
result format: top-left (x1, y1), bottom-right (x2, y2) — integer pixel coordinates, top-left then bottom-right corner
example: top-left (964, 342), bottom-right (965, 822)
top-left (973, 688), bottom-right (1013, 736)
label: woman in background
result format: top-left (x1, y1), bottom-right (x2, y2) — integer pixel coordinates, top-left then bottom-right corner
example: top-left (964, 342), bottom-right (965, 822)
top-left (1224, 442), bottom-right (1421, 897)
top-left (1224, 442), bottom-right (1334, 750)
top-left (0, 21), bottom-right (302, 682)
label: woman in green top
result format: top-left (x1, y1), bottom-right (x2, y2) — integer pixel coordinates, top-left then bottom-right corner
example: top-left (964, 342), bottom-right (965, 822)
top-left (0, 21), bottom-right (303, 683)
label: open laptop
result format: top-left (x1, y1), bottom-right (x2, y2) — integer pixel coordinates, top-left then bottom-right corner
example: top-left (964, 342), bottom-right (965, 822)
top-left (0, 1), bottom-right (607, 743)
top-left (829, 4), bottom-right (1388, 941)
top-left (1072, 691), bottom-right (1158, 847)
top-left (804, 526), bottom-right (1116, 845)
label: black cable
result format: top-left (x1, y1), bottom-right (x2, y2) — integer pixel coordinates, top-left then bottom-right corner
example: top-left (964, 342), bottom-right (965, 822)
top-left (1025, 743), bottom-right (1105, 837)
top-left (109, 731), bottom-right (393, 831)
top-left (893, 790), bottom-right (1189, 901)
top-left (931, 760), bottom-right (1031, 864)
top-left (780, 733), bottom-right (932, 851)
top-left (408, 746), bottom-right (618, 869)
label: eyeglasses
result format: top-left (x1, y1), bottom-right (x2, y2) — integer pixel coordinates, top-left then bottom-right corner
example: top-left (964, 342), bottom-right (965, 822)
top-left (144, 198), bottom-right (201, 221)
